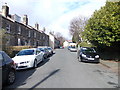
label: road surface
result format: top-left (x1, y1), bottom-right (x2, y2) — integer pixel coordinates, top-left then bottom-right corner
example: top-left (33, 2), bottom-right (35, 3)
top-left (4, 48), bottom-right (118, 88)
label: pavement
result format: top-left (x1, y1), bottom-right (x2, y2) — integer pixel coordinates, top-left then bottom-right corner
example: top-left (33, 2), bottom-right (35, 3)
top-left (100, 60), bottom-right (119, 74)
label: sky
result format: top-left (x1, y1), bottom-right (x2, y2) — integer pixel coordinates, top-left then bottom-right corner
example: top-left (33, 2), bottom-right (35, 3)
top-left (0, 0), bottom-right (106, 40)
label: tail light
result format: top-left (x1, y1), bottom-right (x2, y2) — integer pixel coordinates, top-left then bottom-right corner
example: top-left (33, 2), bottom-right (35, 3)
top-left (11, 60), bottom-right (15, 65)
top-left (11, 60), bottom-right (17, 69)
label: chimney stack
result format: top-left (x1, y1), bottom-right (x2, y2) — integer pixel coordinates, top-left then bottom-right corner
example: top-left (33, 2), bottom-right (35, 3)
top-left (2, 3), bottom-right (9, 17)
top-left (23, 15), bottom-right (28, 25)
top-left (35, 22), bottom-right (39, 30)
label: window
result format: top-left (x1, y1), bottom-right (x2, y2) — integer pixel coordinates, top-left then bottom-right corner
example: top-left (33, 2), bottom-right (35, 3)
top-left (36, 50), bottom-right (40, 55)
top-left (18, 26), bottom-right (21, 34)
top-left (28, 39), bottom-right (31, 45)
top-left (6, 24), bottom-right (10, 33)
top-left (43, 36), bottom-right (45, 39)
top-left (25, 40), bottom-right (28, 45)
top-left (17, 50), bottom-right (34, 56)
top-left (28, 30), bottom-right (31, 37)
top-left (34, 32), bottom-right (36, 38)
top-left (34, 41), bottom-right (36, 46)
top-left (18, 38), bottom-right (21, 46)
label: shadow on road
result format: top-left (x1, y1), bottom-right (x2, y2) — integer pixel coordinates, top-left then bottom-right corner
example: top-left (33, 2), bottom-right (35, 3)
top-left (80, 61), bottom-right (100, 64)
top-left (29, 69), bottom-right (60, 89)
top-left (37, 53), bottom-right (55, 68)
top-left (4, 68), bottom-right (36, 89)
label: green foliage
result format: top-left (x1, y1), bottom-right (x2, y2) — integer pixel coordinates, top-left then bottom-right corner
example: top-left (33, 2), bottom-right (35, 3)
top-left (0, 29), bottom-right (9, 51)
top-left (83, 1), bottom-right (120, 47)
top-left (6, 46), bottom-right (33, 58)
top-left (79, 42), bottom-right (95, 47)
top-left (72, 32), bottom-right (80, 43)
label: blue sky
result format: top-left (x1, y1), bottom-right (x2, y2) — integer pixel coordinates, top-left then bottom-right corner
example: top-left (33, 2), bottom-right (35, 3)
top-left (0, 0), bottom-right (106, 39)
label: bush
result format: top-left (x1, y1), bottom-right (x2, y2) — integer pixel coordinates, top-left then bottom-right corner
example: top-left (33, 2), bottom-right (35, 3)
top-left (6, 46), bottom-right (33, 58)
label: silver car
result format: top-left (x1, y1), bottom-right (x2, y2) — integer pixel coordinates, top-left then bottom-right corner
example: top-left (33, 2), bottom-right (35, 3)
top-left (37, 46), bottom-right (50, 59)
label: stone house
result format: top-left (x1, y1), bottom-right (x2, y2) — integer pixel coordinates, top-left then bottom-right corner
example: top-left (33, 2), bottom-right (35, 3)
top-left (0, 4), bottom-right (49, 47)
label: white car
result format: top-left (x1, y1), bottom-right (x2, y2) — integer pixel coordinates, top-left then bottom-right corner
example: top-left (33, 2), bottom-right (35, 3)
top-left (12, 48), bottom-right (44, 70)
top-left (69, 47), bottom-right (77, 52)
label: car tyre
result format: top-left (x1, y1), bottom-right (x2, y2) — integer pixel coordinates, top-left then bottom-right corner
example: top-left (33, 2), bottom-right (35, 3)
top-left (41, 57), bottom-right (44, 62)
top-left (33, 59), bottom-right (37, 68)
top-left (7, 70), bottom-right (16, 85)
top-left (80, 56), bottom-right (83, 62)
top-left (44, 55), bottom-right (47, 59)
top-left (78, 56), bottom-right (81, 62)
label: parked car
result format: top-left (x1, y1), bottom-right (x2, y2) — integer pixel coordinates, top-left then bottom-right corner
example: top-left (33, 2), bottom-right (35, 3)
top-left (12, 48), bottom-right (44, 70)
top-left (37, 46), bottom-right (50, 59)
top-left (67, 46), bottom-right (71, 50)
top-left (60, 46), bottom-right (64, 49)
top-left (77, 47), bottom-right (100, 63)
top-left (69, 46), bottom-right (77, 52)
top-left (47, 47), bottom-right (53, 55)
top-left (0, 51), bottom-right (16, 85)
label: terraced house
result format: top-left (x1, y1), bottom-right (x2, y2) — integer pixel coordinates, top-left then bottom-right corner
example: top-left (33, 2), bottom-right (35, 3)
top-left (0, 4), bottom-right (49, 47)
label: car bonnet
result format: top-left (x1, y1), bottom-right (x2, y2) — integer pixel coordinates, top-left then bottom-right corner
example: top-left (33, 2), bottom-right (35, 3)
top-left (12, 55), bottom-right (36, 63)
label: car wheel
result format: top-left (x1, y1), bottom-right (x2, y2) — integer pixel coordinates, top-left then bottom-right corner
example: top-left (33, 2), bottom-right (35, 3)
top-left (44, 55), bottom-right (47, 59)
top-left (33, 59), bottom-right (37, 68)
top-left (78, 56), bottom-right (81, 62)
top-left (80, 56), bottom-right (83, 62)
top-left (7, 70), bottom-right (16, 85)
top-left (42, 57), bottom-right (44, 62)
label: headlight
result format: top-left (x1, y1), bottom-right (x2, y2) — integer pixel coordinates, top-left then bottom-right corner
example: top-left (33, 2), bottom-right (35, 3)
top-left (82, 54), bottom-right (86, 57)
top-left (95, 55), bottom-right (99, 58)
top-left (23, 61), bottom-right (30, 63)
top-left (26, 61), bottom-right (30, 63)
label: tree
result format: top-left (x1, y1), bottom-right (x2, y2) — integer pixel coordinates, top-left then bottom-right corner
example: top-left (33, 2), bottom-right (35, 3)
top-left (55, 32), bottom-right (66, 46)
top-left (0, 29), bottom-right (9, 51)
top-left (83, 1), bottom-right (120, 48)
top-left (69, 16), bottom-right (87, 43)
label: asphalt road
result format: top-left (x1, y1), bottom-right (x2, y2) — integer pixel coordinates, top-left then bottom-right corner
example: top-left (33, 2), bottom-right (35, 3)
top-left (4, 48), bottom-right (118, 89)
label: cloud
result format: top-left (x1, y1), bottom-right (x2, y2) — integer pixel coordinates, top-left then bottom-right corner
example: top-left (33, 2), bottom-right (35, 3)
top-left (0, 0), bottom-right (106, 40)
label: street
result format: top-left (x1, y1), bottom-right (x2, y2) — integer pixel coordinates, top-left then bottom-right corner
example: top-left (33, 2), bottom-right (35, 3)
top-left (4, 48), bottom-right (118, 88)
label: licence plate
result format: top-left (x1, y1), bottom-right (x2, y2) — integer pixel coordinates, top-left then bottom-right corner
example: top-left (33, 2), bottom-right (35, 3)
top-left (88, 58), bottom-right (94, 60)
top-left (19, 63), bottom-right (26, 66)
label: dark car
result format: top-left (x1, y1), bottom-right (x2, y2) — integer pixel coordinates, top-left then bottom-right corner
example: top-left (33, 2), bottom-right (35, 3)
top-left (47, 47), bottom-right (54, 55)
top-left (77, 47), bottom-right (100, 63)
top-left (37, 46), bottom-right (50, 59)
top-left (0, 51), bottom-right (16, 86)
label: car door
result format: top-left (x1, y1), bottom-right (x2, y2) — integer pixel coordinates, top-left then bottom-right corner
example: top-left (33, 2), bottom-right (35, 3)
top-left (1, 52), bottom-right (12, 84)
top-left (0, 52), bottom-right (3, 88)
top-left (35, 49), bottom-right (42, 63)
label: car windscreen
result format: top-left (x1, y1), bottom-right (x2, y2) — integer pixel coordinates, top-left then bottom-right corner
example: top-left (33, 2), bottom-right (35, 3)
top-left (38, 48), bottom-right (44, 51)
top-left (71, 46), bottom-right (76, 48)
top-left (82, 48), bottom-right (95, 53)
top-left (17, 50), bottom-right (34, 56)
top-left (47, 48), bottom-right (52, 50)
